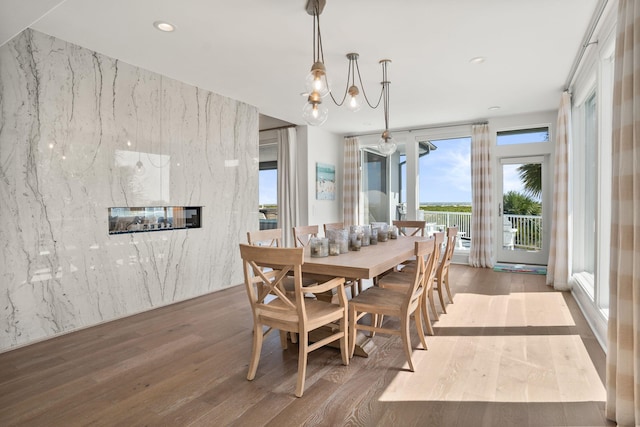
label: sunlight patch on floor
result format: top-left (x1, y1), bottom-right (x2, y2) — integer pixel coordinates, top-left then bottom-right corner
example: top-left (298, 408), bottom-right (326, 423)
top-left (378, 334), bottom-right (605, 403)
top-left (434, 291), bottom-right (577, 328)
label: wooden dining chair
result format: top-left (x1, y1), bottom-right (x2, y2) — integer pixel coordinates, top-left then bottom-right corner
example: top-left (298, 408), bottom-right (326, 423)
top-left (380, 233), bottom-right (444, 335)
top-left (292, 225), bottom-right (356, 299)
top-left (434, 226), bottom-right (458, 313)
top-left (248, 228), bottom-right (317, 344)
top-left (348, 240), bottom-right (433, 372)
top-left (292, 224), bottom-right (320, 248)
top-left (393, 220), bottom-right (427, 237)
top-left (323, 222), bottom-right (344, 235)
top-left (247, 228), bottom-right (283, 247)
top-left (239, 244), bottom-right (349, 397)
top-left (388, 220), bottom-right (428, 272)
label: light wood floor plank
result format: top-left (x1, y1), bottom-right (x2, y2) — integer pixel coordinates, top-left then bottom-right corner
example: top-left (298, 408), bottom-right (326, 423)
top-left (0, 265), bottom-right (615, 426)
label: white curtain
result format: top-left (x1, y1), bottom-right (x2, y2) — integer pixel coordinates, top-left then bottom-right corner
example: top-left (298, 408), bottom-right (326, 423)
top-left (546, 91), bottom-right (571, 291)
top-left (343, 137), bottom-right (360, 227)
top-left (277, 128), bottom-right (299, 247)
top-left (469, 123), bottom-right (493, 268)
top-left (606, 0), bottom-right (640, 424)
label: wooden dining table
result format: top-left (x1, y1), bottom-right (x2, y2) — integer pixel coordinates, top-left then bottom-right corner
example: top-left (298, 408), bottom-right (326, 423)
top-left (302, 235), bottom-right (429, 357)
top-left (301, 235), bottom-right (426, 279)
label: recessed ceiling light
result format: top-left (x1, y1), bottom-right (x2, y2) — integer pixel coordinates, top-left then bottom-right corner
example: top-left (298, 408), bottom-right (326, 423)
top-left (153, 21), bottom-right (176, 32)
top-left (488, 106), bottom-right (501, 111)
top-left (469, 56), bottom-right (486, 64)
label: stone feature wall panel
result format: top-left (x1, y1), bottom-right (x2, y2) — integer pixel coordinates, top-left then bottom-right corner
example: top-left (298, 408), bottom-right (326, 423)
top-left (0, 29), bottom-right (258, 351)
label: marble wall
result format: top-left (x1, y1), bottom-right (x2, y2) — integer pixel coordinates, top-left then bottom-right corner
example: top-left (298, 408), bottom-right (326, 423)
top-left (0, 29), bottom-right (258, 351)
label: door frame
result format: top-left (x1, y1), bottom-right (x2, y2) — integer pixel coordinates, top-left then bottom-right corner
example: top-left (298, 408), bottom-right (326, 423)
top-left (361, 148), bottom-right (391, 224)
top-left (496, 155), bottom-right (550, 265)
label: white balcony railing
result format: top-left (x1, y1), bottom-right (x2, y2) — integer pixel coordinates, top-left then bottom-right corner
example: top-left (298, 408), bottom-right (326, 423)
top-left (421, 210), bottom-right (542, 251)
top-left (504, 214), bottom-right (543, 250)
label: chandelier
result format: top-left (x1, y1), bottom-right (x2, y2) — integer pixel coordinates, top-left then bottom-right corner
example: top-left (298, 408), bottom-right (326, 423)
top-left (302, 0), bottom-right (396, 155)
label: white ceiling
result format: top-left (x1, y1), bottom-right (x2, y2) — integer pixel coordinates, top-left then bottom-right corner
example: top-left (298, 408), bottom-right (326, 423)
top-left (1, 0), bottom-right (599, 135)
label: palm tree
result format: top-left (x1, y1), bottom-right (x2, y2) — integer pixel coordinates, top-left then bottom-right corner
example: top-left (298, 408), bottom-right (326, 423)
top-left (517, 163), bottom-right (542, 199)
top-left (503, 191), bottom-right (541, 216)
top-left (503, 190), bottom-right (542, 247)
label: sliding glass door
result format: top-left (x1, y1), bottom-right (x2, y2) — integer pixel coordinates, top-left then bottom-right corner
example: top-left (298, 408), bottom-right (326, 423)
top-left (362, 149), bottom-right (389, 224)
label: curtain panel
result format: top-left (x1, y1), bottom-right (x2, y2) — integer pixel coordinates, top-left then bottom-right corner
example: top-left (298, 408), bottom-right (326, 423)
top-left (606, 0), bottom-right (640, 424)
top-left (469, 123), bottom-right (494, 268)
top-left (277, 128), bottom-right (299, 248)
top-left (546, 91), bottom-right (571, 291)
top-left (343, 137), bottom-right (360, 227)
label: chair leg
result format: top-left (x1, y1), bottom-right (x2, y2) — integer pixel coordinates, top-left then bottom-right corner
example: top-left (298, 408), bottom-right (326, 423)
top-left (370, 314), bottom-right (383, 337)
top-left (248, 323), bottom-right (264, 380)
top-left (444, 270), bottom-right (454, 303)
top-left (340, 311), bottom-right (349, 366)
top-left (290, 332), bottom-right (298, 344)
top-left (295, 331), bottom-right (309, 398)
top-left (414, 306), bottom-right (428, 350)
top-left (436, 280), bottom-right (448, 314)
top-left (400, 313), bottom-right (415, 372)
top-left (279, 331), bottom-right (288, 349)
top-left (421, 294), bottom-right (434, 336)
top-left (349, 306), bottom-right (357, 358)
top-left (429, 285), bottom-right (440, 320)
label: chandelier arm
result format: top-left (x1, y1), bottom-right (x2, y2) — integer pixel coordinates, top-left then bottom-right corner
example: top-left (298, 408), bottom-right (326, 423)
top-left (313, 5), bottom-right (320, 62)
top-left (327, 55), bottom-right (352, 106)
top-left (383, 63), bottom-right (390, 131)
top-left (317, 17), bottom-right (350, 107)
top-left (311, 9), bottom-right (316, 62)
top-left (355, 60), bottom-right (383, 109)
top-left (384, 83), bottom-right (390, 130)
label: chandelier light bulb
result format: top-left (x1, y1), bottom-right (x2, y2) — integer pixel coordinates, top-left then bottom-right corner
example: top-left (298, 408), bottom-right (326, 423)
top-left (346, 85), bottom-right (361, 112)
top-left (302, 100), bottom-right (328, 126)
top-left (377, 130), bottom-right (397, 156)
top-left (305, 62), bottom-right (331, 98)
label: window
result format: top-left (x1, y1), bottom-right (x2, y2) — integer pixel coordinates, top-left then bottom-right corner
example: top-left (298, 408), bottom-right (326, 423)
top-left (259, 167), bottom-right (277, 206)
top-left (418, 138), bottom-right (471, 206)
top-left (572, 93), bottom-right (598, 296)
top-left (568, 13), bottom-right (616, 347)
top-left (259, 143), bottom-right (278, 229)
top-left (496, 127), bottom-right (549, 145)
top-left (418, 137), bottom-right (472, 250)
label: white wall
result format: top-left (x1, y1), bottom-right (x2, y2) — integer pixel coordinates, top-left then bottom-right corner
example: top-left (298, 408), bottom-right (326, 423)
top-left (297, 126), bottom-right (343, 229)
top-left (0, 30), bottom-right (257, 352)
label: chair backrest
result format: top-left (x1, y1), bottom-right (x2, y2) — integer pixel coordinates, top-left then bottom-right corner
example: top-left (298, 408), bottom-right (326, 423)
top-left (404, 238), bottom-right (436, 311)
top-left (323, 222), bottom-right (344, 235)
top-left (438, 227), bottom-right (458, 274)
top-left (393, 220), bottom-right (427, 237)
top-left (425, 232), bottom-right (445, 288)
top-left (239, 243), bottom-right (306, 318)
top-left (292, 225), bottom-right (320, 248)
top-left (247, 228), bottom-right (283, 247)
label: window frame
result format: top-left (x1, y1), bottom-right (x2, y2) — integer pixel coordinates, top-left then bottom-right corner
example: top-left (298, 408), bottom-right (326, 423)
top-left (568, 6), bottom-right (616, 351)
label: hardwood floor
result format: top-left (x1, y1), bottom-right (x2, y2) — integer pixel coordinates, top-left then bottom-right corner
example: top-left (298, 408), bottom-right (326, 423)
top-left (0, 265), bottom-right (614, 426)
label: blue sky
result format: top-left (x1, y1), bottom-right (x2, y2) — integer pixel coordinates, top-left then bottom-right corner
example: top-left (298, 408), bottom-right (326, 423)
top-left (259, 169), bottom-right (277, 205)
top-left (415, 137), bottom-right (472, 204)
